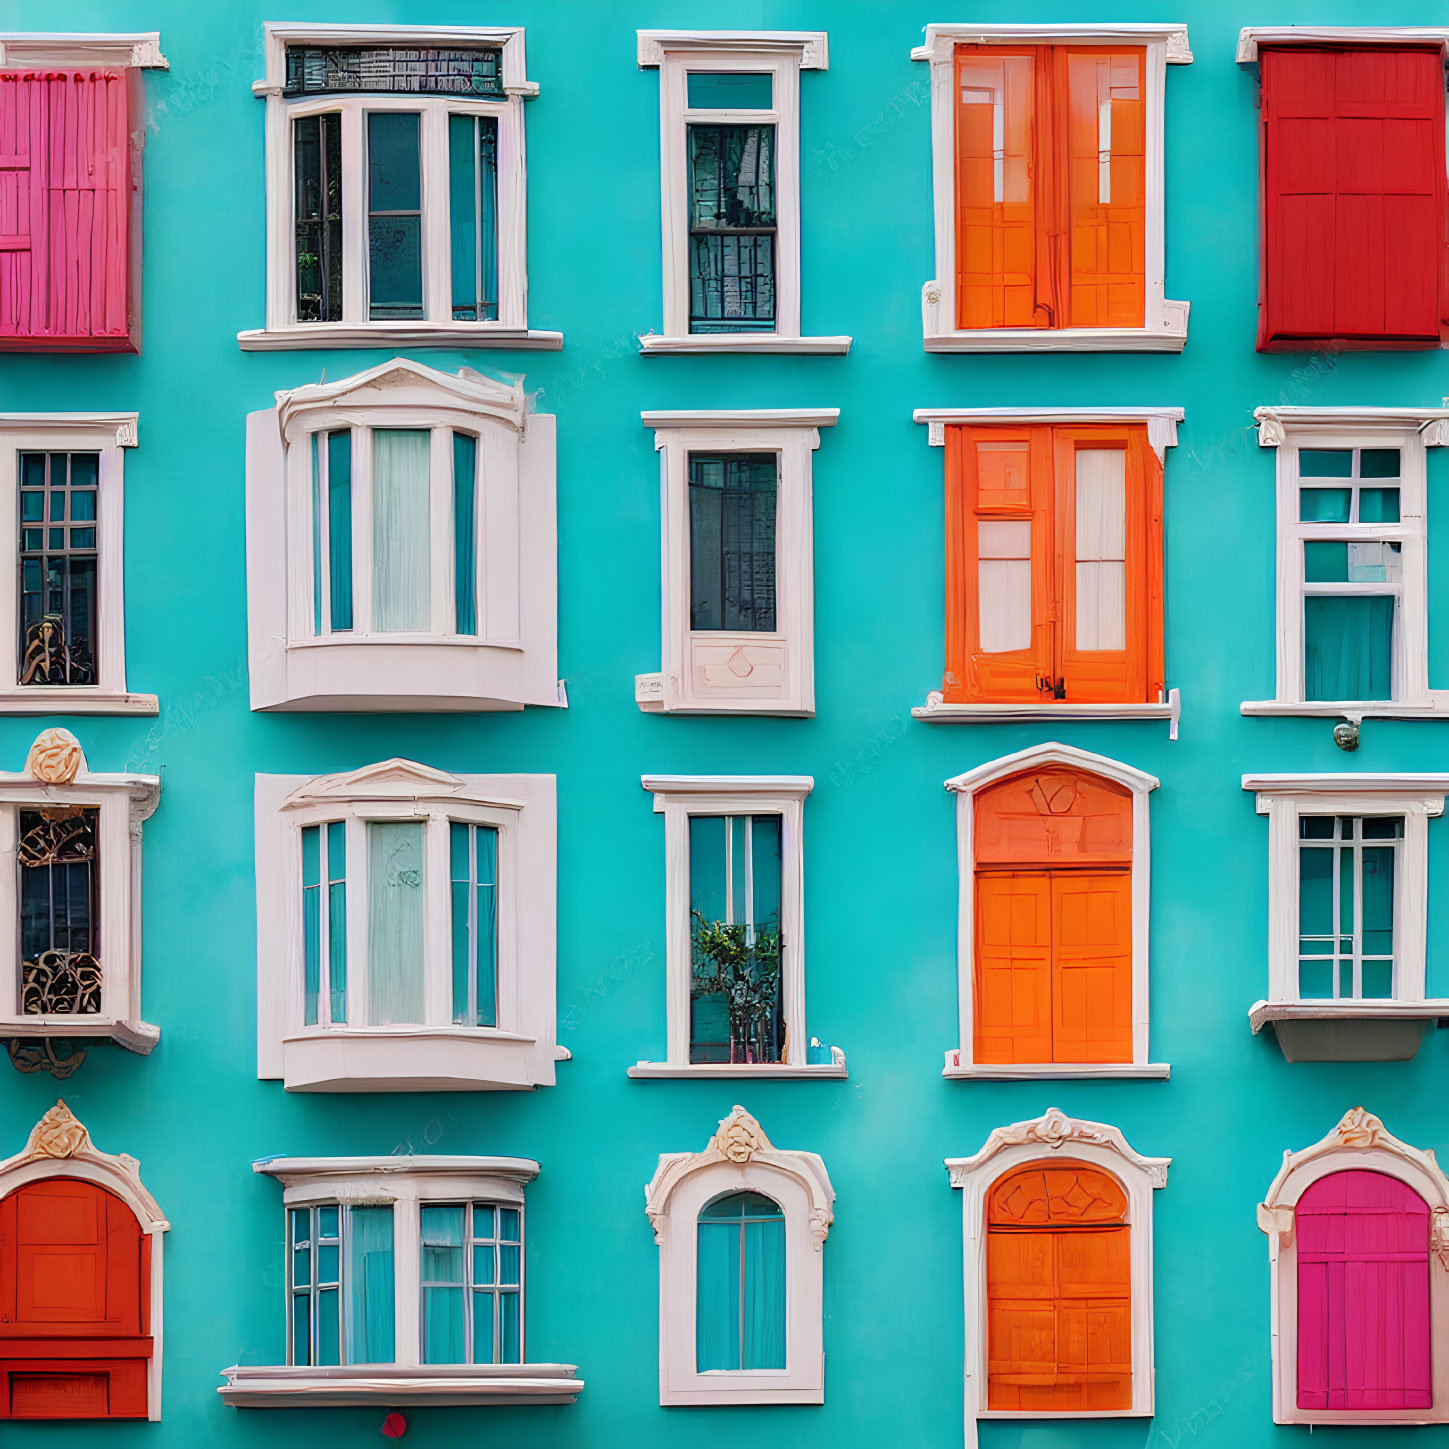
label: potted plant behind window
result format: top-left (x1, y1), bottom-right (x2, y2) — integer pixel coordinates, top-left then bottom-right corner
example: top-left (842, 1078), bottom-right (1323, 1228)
top-left (689, 909), bottom-right (783, 1063)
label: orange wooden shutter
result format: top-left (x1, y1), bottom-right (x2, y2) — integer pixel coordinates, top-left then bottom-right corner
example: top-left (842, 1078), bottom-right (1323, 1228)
top-left (987, 1164), bottom-right (1131, 1412)
top-left (1051, 872), bottom-right (1132, 1063)
top-left (974, 873), bottom-right (1053, 1063)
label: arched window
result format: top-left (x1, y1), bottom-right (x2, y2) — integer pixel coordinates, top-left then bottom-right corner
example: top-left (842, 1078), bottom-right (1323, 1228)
top-left (696, 1192), bottom-right (786, 1372)
top-left (944, 744), bottom-right (1164, 1079)
top-left (987, 1162), bottom-right (1130, 1411)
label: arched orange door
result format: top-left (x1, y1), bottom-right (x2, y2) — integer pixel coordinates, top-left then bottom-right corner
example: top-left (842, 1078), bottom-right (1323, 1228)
top-left (987, 1162), bottom-right (1131, 1411)
top-left (974, 766), bottom-right (1133, 1063)
top-left (0, 1180), bottom-right (151, 1419)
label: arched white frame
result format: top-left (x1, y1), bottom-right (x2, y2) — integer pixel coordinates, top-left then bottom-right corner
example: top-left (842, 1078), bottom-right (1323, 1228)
top-left (1258, 1107), bottom-right (1449, 1426)
top-left (255, 757), bottom-right (562, 1092)
top-left (245, 358), bottom-right (559, 712)
top-left (219, 1154), bottom-right (583, 1408)
top-left (910, 23), bottom-right (1192, 353)
top-left (0, 1101), bottom-right (169, 1419)
top-left (946, 1108), bottom-right (1169, 1448)
top-left (636, 31), bottom-right (850, 355)
top-left (635, 410), bottom-right (837, 717)
top-left (243, 22), bottom-right (560, 351)
top-left (1244, 408), bottom-right (1449, 719)
top-left (943, 742), bottom-right (1164, 1079)
top-left (645, 1106), bottom-right (834, 1405)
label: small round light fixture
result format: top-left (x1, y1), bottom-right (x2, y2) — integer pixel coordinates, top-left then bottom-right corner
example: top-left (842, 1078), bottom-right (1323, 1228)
top-left (1332, 720), bottom-right (1360, 752)
top-left (380, 1411), bottom-right (407, 1438)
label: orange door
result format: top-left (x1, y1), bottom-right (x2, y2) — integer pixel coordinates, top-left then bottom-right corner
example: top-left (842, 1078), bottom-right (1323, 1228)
top-left (987, 1163), bottom-right (1131, 1411)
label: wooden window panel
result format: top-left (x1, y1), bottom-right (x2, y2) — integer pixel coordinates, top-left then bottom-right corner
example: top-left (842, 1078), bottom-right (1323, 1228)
top-left (974, 873), bottom-right (1053, 1063)
top-left (1260, 47), bottom-right (1446, 349)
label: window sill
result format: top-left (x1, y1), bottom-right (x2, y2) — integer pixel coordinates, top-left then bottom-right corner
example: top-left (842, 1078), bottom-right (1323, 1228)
top-left (628, 1053), bottom-right (846, 1080)
top-left (662, 1383), bottom-right (824, 1406)
top-left (978, 1410), bottom-right (1153, 1421)
top-left (218, 1363), bottom-right (584, 1408)
top-left (915, 689), bottom-right (1180, 738)
top-left (1242, 700), bottom-right (1449, 719)
top-left (0, 689), bottom-right (159, 716)
top-left (0, 1016), bottom-right (159, 1055)
top-left (1250, 1000), bottom-right (1449, 1063)
top-left (279, 1028), bottom-right (564, 1092)
top-left (923, 321), bottom-right (1187, 354)
top-left (638, 332), bottom-right (852, 355)
top-left (943, 1053), bottom-right (1169, 1080)
top-left (238, 324), bottom-right (564, 352)
top-left (635, 673), bottom-right (812, 717)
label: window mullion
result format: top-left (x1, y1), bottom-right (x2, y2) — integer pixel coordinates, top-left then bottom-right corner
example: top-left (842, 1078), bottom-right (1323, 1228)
top-left (340, 103), bottom-right (366, 324)
top-left (347, 813), bottom-right (367, 1026)
top-left (1353, 825), bottom-right (1364, 1000)
top-left (424, 811), bottom-right (451, 1026)
top-left (1330, 823), bottom-right (1342, 1001)
top-left (421, 105), bottom-right (450, 323)
top-left (353, 427), bottom-right (374, 632)
top-left (429, 426), bottom-right (452, 634)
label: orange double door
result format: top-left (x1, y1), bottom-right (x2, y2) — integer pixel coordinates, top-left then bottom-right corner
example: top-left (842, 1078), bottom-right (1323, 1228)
top-left (0, 1180), bottom-right (150, 1419)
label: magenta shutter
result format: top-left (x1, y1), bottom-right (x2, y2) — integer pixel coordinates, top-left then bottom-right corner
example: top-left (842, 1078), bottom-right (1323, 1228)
top-left (0, 69), bottom-right (134, 351)
top-left (1296, 1170), bottom-right (1432, 1410)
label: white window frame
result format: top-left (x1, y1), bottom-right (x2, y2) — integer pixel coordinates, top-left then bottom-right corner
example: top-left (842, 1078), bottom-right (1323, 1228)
top-left (946, 1108), bottom-right (1169, 1448)
top-left (633, 776), bottom-right (843, 1079)
top-left (220, 1155), bottom-right (583, 1408)
top-left (911, 23), bottom-right (1192, 353)
top-left (0, 414), bottom-right (155, 715)
top-left (255, 758), bottom-right (562, 1092)
top-left (1242, 772), bottom-right (1449, 1036)
top-left (246, 357), bottom-right (559, 712)
top-left (242, 22), bottom-right (559, 352)
top-left (636, 410), bottom-right (835, 717)
top-left (0, 1102), bottom-right (169, 1419)
top-left (636, 30), bottom-right (850, 355)
top-left (1257, 1107), bottom-right (1449, 1427)
top-left (645, 1106), bottom-right (834, 1405)
top-left (0, 728), bottom-right (159, 1054)
top-left (1245, 408), bottom-right (1449, 718)
top-left (943, 743), bottom-right (1166, 1079)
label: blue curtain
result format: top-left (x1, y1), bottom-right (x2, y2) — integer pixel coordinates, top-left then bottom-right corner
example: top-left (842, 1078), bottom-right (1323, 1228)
top-left (347, 1206), bottom-right (395, 1364)
top-left (696, 1218), bottom-right (741, 1370)
top-left (367, 821), bottom-right (425, 1025)
top-left (697, 1193), bottom-right (785, 1371)
top-left (743, 1216), bottom-right (786, 1369)
top-left (302, 825), bottom-right (320, 1025)
top-left (1304, 596), bottom-right (1393, 701)
top-left (327, 820), bottom-right (347, 1023)
top-left (453, 432), bottom-right (478, 635)
top-left (327, 429), bottom-right (353, 630)
top-left (421, 1205), bottom-right (465, 1364)
top-left (372, 428), bottom-right (431, 632)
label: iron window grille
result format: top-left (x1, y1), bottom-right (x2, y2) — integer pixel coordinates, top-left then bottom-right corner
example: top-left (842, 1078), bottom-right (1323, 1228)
top-left (688, 125), bottom-right (777, 332)
top-left (18, 806), bottom-right (99, 1016)
top-left (18, 452), bottom-right (98, 687)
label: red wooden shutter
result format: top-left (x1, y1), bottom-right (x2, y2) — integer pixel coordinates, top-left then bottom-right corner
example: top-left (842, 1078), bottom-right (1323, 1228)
top-left (0, 70), bottom-right (134, 352)
top-left (1260, 46), bottom-right (1446, 348)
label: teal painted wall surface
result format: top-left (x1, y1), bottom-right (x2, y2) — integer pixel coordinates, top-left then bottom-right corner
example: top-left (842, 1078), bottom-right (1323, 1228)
top-left (1, 0), bottom-right (1448, 1444)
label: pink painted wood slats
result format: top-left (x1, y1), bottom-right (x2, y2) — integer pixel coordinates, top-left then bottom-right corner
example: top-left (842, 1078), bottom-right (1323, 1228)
top-left (1296, 1170), bottom-right (1432, 1411)
top-left (0, 70), bottom-right (133, 350)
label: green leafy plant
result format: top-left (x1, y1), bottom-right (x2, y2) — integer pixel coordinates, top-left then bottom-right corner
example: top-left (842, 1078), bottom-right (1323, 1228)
top-left (690, 911), bottom-right (783, 1063)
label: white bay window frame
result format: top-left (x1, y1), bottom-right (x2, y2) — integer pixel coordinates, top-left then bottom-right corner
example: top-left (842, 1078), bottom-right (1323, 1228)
top-left (632, 775), bottom-right (844, 1079)
top-left (243, 22), bottom-right (559, 351)
top-left (636, 410), bottom-right (834, 716)
top-left (219, 1155), bottom-right (583, 1408)
top-left (246, 357), bottom-right (559, 712)
top-left (255, 758), bottom-right (562, 1092)
top-left (0, 414), bottom-right (155, 715)
top-left (636, 31), bottom-right (850, 355)
top-left (1245, 408), bottom-right (1449, 719)
top-left (911, 23), bottom-right (1192, 353)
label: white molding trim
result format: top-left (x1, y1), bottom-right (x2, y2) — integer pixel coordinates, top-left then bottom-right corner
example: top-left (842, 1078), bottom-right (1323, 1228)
top-left (1239, 27), bottom-right (1449, 64)
top-left (913, 408), bottom-right (1184, 461)
top-left (629, 1054), bottom-right (846, 1080)
top-left (0, 1101), bottom-right (169, 1419)
top-left (640, 416), bottom-right (833, 716)
top-left (0, 413), bottom-right (139, 447)
top-left (0, 33), bottom-right (168, 68)
top-left (640, 31), bottom-right (842, 347)
top-left (0, 730), bottom-right (160, 1052)
top-left (246, 360), bottom-right (558, 712)
top-left (251, 24), bottom-right (545, 345)
top-left (913, 27), bottom-right (1189, 353)
top-left (945, 744), bottom-right (1159, 1077)
top-left (641, 777), bottom-right (822, 1070)
top-left (646, 1106), bottom-right (833, 1405)
top-left (219, 1363), bottom-right (584, 1408)
top-left (1257, 1108), bottom-right (1449, 1426)
top-left (253, 1154), bottom-right (539, 1187)
top-left (255, 763), bottom-right (560, 1091)
top-left (947, 1108), bottom-right (1169, 1448)
top-left (943, 1058), bottom-right (1170, 1080)
top-left (915, 690), bottom-right (1181, 739)
top-left (1250, 999), bottom-right (1449, 1033)
top-left (1253, 407), bottom-right (1449, 447)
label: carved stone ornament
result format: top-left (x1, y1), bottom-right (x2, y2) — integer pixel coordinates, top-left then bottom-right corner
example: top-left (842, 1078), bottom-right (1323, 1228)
top-left (947, 1106), bottom-right (1171, 1191)
top-left (716, 1108), bottom-right (764, 1163)
top-left (26, 1099), bottom-right (90, 1158)
top-left (1333, 1106), bottom-right (1386, 1148)
top-left (26, 728), bottom-right (85, 785)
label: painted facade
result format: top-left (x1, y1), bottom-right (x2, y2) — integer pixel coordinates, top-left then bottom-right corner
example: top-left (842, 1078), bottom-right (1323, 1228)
top-left (3, 0), bottom-right (1449, 1444)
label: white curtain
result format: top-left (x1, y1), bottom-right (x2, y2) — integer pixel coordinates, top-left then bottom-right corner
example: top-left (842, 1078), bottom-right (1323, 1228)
top-left (372, 429), bottom-right (431, 632)
top-left (978, 519), bottom-right (1032, 653)
top-left (367, 821), bottom-right (425, 1025)
top-left (1075, 448), bottom-right (1126, 651)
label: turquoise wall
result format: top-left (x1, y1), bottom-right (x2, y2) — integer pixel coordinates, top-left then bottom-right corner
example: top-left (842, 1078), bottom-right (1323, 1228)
top-left (3, 0), bottom-right (1449, 1444)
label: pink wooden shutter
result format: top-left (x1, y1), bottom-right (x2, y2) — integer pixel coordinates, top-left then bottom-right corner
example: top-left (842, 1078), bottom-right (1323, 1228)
top-left (1296, 1170), bottom-right (1431, 1410)
top-left (0, 69), bottom-right (133, 351)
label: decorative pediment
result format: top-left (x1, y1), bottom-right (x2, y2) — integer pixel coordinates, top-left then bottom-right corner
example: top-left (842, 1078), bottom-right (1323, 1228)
top-left (947, 1107), bottom-right (1171, 1190)
top-left (1253, 405), bottom-right (1449, 448)
top-left (645, 1106), bottom-right (835, 1247)
top-left (275, 357), bottom-right (529, 437)
top-left (26, 728), bottom-right (86, 784)
top-left (945, 742), bottom-right (1160, 797)
top-left (283, 758), bottom-right (468, 807)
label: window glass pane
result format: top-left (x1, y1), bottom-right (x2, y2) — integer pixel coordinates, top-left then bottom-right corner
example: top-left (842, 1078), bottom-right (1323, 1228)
top-left (372, 429), bottom-right (431, 632)
top-left (368, 112), bottom-right (423, 319)
top-left (327, 430), bottom-right (354, 630)
top-left (1298, 449), bottom-right (1353, 478)
top-left (1362, 845), bottom-right (1395, 963)
top-left (367, 821), bottom-right (425, 1025)
top-left (500, 1290), bottom-right (521, 1363)
top-left (421, 1205), bottom-right (466, 1364)
top-left (303, 825), bottom-right (321, 1026)
top-left (346, 1206), bottom-right (395, 1364)
top-left (452, 432), bottom-right (478, 635)
top-left (472, 1289), bottom-right (497, 1363)
top-left (1304, 596), bottom-right (1394, 701)
top-left (688, 124), bottom-right (776, 332)
top-left (291, 1289), bottom-right (311, 1367)
top-left (1300, 488), bottom-right (1351, 523)
top-left (18, 452), bottom-right (98, 687)
top-left (327, 821), bottom-right (348, 1024)
top-left (285, 45), bottom-right (503, 97)
top-left (499, 1207), bottom-right (520, 1244)
top-left (1074, 448), bottom-right (1126, 651)
top-left (311, 435), bottom-right (322, 633)
top-left (294, 113), bottom-right (342, 322)
top-left (19, 808), bottom-right (99, 1016)
top-left (317, 1286), bottom-right (340, 1365)
top-left (977, 520), bottom-right (1032, 654)
top-left (696, 1191), bottom-right (786, 1371)
top-left (1359, 448), bottom-right (1401, 479)
top-left (688, 454), bottom-right (777, 632)
top-left (1358, 488), bottom-right (1400, 524)
top-left (450, 823), bottom-right (498, 1028)
top-left (448, 115), bottom-right (499, 322)
top-left (687, 72), bottom-right (773, 108)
